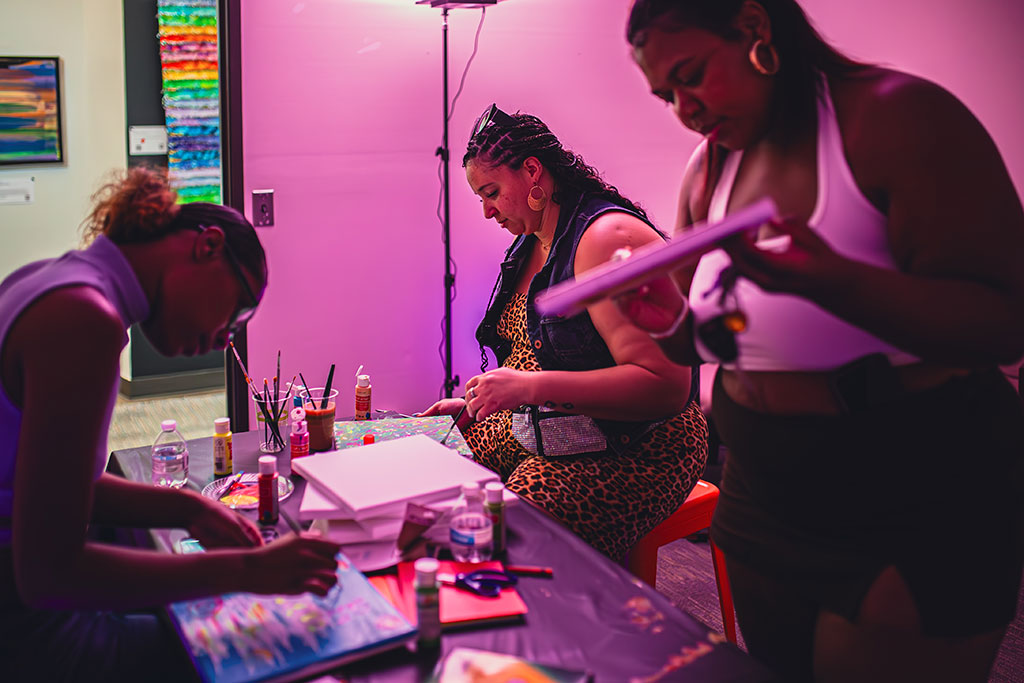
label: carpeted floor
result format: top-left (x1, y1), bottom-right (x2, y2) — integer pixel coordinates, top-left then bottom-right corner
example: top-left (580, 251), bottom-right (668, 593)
top-left (106, 389), bottom-right (228, 455)
top-left (108, 391), bottom-right (1024, 681)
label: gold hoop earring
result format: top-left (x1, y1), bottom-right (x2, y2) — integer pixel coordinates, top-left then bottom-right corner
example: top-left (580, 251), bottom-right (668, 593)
top-left (749, 39), bottom-right (780, 76)
top-left (527, 184), bottom-right (548, 212)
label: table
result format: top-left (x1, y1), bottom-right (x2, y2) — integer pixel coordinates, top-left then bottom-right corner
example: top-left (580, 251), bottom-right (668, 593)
top-left (108, 429), bottom-right (775, 682)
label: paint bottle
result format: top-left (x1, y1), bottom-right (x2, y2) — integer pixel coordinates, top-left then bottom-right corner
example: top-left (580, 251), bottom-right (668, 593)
top-left (414, 557), bottom-right (441, 653)
top-left (258, 455), bottom-right (279, 526)
top-left (288, 407), bottom-right (308, 473)
top-left (363, 433), bottom-right (375, 445)
top-left (484, 482), bottom-right (506, 556)
top-left (355, 368), bottom-right (372, 421)
top-left (213, 417), bottom-right (232, 477)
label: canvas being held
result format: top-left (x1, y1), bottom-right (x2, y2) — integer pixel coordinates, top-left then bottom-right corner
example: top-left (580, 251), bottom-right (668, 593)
top-left (2, 0), bottom-right (1023, 682)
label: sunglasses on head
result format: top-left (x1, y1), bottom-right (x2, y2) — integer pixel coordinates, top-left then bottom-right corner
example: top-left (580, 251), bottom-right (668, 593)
top-left (190, 225), bottom-right (260, 337)
top-left (696, 265), bottom-right (747, 363)
top-left (471, 103), bottom-right (517, 140)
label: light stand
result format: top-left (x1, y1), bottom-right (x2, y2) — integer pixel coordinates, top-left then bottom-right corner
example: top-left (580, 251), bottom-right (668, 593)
top-left (417, 0), bottom-right (498, 398)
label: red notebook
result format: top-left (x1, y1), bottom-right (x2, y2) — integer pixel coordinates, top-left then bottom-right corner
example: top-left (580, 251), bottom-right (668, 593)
top-left (388, 560), bottom-right (528, 629)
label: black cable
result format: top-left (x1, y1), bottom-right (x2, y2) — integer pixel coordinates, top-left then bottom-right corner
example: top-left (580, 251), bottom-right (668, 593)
top-left (447, 8), bottom-right (486, 123)
top-left (437, 7), bottom-right (486, 399)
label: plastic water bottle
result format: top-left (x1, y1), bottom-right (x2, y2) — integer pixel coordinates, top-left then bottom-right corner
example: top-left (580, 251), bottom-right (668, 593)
top-left (449, 481), bottom-right (493, 563)
top-left (151, 419), bottom-right (189, 488)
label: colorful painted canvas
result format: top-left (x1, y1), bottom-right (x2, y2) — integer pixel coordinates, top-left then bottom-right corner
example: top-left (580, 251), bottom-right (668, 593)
top-left (157, 0), bottom-right (222, 204)
top-left (0, 57), bottom-right (63, 165)
top-left (334, 416), bottom-right (473, 457)
top-left (166, 552), bottom-right (416, 682)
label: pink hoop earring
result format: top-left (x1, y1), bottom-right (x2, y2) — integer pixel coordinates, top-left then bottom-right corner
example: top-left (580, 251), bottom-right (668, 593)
top-left (749, 39), bottom-right (780, 76)
top-left (528, 184), bottom-right (548, 212)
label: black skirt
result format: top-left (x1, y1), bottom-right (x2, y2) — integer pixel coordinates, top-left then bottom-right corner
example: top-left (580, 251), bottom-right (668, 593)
top-left (710, 367), bottom-right (1024, 637)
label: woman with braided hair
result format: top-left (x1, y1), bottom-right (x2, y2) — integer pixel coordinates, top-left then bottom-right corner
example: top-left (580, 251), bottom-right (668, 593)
top-left (421, 108), bottom-right (708, 560)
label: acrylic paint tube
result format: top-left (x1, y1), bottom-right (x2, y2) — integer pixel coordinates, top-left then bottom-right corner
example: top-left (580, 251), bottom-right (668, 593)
top-left (355, 371), bottom-right (371, 421)
top-left (288, 407), bottom-right (308, 475)
top-left (258, 455), bottom-right (279, 526)
top-left (212, 417), bottom-right (232, 476)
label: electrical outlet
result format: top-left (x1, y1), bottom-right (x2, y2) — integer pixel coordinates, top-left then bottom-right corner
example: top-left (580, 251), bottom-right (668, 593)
top-left (252, 189), bottom-right (275, 227)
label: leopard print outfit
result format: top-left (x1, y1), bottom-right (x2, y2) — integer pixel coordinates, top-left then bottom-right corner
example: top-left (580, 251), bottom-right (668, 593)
top-left (463, 293), bottom-right (709, 560)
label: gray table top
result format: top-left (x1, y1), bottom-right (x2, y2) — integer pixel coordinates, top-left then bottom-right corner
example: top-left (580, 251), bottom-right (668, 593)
top-left (108, 428), bottom-right (774, 682)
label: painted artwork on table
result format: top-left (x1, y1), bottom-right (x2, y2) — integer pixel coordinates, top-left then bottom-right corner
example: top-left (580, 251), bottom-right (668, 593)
top-left (334, 416), bottom-right (473, 457)
top-left (166, 552), bottom-right (416, 682)
top-left (0, 57), bottom-right (63, 166)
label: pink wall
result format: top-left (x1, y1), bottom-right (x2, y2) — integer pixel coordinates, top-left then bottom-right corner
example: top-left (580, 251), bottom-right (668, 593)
top-left (241, 0), bottom-right (1024, 418)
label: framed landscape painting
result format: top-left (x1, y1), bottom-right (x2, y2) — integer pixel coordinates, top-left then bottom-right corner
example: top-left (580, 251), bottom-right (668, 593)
top-left (0, 57), bottom-right (64, 165)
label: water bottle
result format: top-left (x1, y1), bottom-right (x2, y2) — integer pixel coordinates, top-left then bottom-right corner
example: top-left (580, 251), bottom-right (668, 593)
top-left (151, 419), bottom-right (189, 488)
top-left (449, 481), bottom-right (493, 563)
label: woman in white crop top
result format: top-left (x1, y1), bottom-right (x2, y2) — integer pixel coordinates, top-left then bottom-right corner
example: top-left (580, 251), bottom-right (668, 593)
top-left (621, 1), bottom-right (1024, 682)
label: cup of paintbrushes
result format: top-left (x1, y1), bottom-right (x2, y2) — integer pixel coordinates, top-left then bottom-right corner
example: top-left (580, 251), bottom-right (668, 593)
top-left (299, 387), bottom-right (339, 452)
top-left (253, 393), bottom-right (289, 453)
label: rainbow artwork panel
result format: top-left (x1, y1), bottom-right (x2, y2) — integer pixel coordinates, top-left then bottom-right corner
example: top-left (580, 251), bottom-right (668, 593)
top-left (167, 554), bottom-right (416, 682)
top-left (0, 57), bottom-right (63, 165)
top-left (157, 0), bottom-right (221, 204)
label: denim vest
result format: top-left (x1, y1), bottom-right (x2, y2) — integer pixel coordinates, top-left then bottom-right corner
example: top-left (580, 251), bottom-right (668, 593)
top-left (475, 191), bottom-right (699, 455)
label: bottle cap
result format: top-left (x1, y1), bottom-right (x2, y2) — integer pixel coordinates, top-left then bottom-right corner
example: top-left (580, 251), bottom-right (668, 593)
top-left (258, 455), bottom-right (276, 475)
top-left (291, 419), bottom-right (306, 435)
top-left (484, 481), bottom-right (503, 502)
top-left (214, 417), bottom-right (230, 434)
top-left (414, 557), bottom-right (439, 583)
top-left (363, 433), bottom-right (375, 445)
top-left (290, 407), bottom-right (306, 423)
top-left (356, 374), bottom-right (370, 387)
top-left (461, 481), bottom-right (481, 496)
top-left (293, 395), bottom-right (303, 408)
top-left (161, 419), bottom-right (177, 431)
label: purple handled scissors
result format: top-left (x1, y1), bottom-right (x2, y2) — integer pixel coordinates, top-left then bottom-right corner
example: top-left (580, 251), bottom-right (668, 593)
top-left (437, 569), bottom-right (518, 598)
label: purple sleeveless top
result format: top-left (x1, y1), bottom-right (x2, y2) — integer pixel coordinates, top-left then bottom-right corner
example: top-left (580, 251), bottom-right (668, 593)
top-left (0, 235), bottom-right (149, 545)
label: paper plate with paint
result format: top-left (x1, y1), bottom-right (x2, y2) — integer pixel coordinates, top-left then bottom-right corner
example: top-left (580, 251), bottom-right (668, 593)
top-left (202, 473), bottom-right (294, 509)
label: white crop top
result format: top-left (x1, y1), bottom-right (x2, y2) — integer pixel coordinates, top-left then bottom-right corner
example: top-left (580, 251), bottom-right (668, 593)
top-left (688, 80), bottom-right (919, 371)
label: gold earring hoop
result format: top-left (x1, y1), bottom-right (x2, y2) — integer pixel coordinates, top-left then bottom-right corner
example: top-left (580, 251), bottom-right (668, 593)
top-left (527, 184), bottom-right (548, 212)
top-left (749, 39), bottom-right (780, 76)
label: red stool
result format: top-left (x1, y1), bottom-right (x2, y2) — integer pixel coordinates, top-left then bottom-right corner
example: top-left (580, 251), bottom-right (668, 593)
top-left (626, 479), bottom-right (737, 643)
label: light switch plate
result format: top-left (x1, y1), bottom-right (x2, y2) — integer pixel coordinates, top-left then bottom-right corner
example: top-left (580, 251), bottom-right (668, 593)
top-left (128, 126), bottom-right (167, 155)
top-left (252, 189), bottom-right (274, 227)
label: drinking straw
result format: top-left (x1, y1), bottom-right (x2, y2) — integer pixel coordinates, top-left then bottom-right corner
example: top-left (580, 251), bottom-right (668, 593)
top-left (321, 364), bottom-right (336, 410)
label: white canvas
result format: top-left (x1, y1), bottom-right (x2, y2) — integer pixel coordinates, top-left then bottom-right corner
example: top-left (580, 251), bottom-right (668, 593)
top-left (292, 434), bottom-right (500, 520)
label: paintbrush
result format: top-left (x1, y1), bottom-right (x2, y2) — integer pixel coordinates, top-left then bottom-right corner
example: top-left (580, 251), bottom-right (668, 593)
top-left (440, 402), bottom-right (467, 445)
top-left (275, 350), bottom-right (281, 403)
top-left (228, 341), bottom-right (260, 399)
top-left (299, 372), bottom-right (312, 409)
top-left (280, 509), bottom-right (302, 535)
top-left (321, 364), bottom-right (336, 410)
top-left (219, 470), bottom-right (246, 500)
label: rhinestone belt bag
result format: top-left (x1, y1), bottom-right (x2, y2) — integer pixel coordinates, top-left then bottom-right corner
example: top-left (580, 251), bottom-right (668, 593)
top-left (510, 405), bottom-right (607, 457)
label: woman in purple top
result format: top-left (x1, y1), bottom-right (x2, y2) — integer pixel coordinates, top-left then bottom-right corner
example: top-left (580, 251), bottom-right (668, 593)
top-left (0, 168), bottom-right (341, 680)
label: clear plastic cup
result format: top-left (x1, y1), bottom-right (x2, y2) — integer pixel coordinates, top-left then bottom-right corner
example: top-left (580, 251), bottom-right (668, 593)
top-left (300, 387), bottom-right (339, 452)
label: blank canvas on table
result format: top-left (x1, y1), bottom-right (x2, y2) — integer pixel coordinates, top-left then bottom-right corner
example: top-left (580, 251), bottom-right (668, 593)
top-left (292, 434), bottom-right (499, 520)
